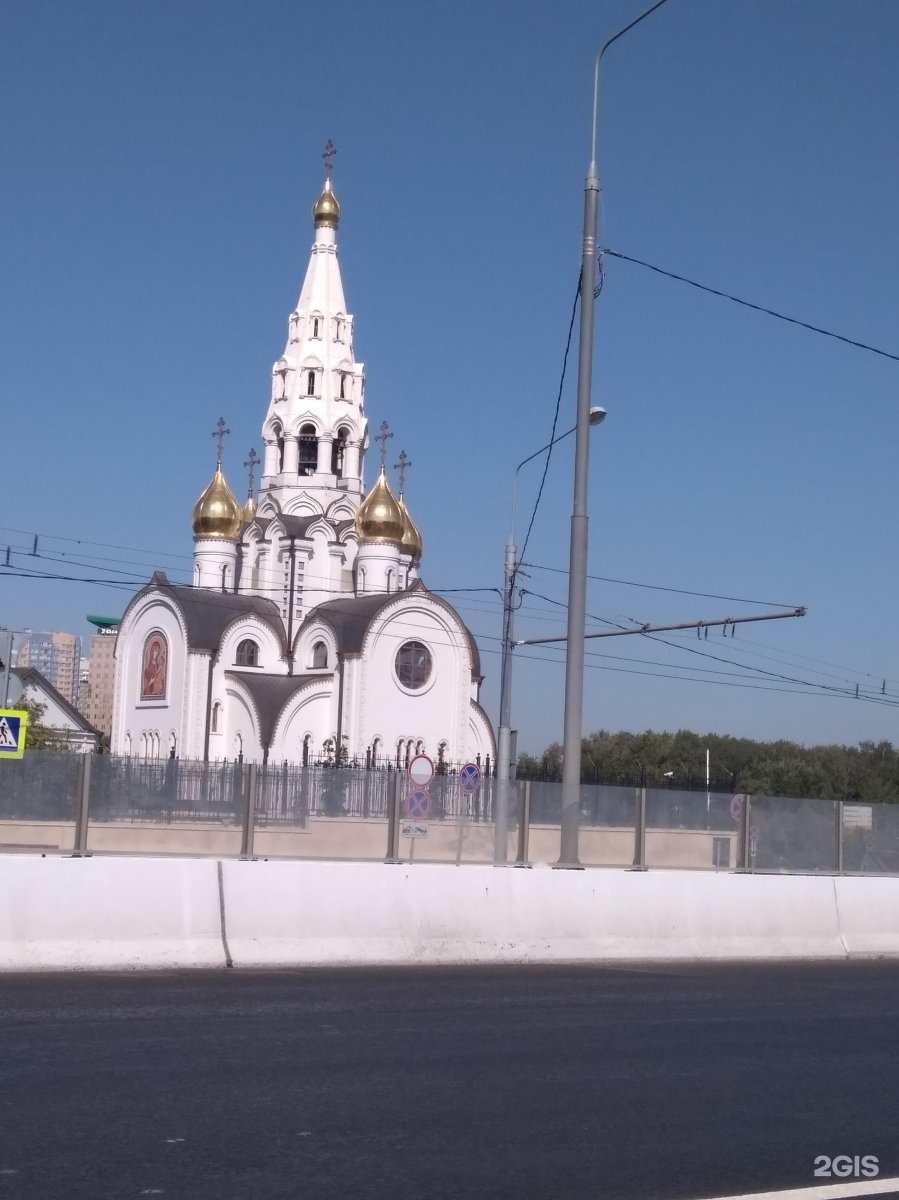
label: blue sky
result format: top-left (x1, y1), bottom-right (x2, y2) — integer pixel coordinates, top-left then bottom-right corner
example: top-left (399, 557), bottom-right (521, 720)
top-left (3, 0), bottom-right (898, 755)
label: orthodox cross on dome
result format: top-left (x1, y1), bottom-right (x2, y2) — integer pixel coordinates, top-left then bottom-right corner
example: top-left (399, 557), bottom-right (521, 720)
top-left (376, 420), bottom-right (393, 472)
top-left (394, 450), bottom-right (411, 497)
top-left (243, 448), bottom-right (259, 498)
top-left (322, 139), bottom-right (336, 181)
top-left (212, 417), bottom-right (230, 467)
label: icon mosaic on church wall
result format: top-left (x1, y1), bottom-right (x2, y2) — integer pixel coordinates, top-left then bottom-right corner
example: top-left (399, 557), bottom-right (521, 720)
top-left (140, 633), bottom-right (168, 701)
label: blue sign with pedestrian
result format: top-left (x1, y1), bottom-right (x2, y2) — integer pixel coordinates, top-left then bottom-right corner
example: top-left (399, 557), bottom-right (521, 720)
top-left (459, 762), bottom-right (481, 794)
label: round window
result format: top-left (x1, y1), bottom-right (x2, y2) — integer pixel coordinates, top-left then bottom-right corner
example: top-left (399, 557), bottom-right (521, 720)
top-left (395, 640), bottom-right (432, 691)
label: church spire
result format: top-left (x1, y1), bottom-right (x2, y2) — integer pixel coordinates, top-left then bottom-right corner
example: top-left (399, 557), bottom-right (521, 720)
top-left (259, 145), bottom-right (367, 508)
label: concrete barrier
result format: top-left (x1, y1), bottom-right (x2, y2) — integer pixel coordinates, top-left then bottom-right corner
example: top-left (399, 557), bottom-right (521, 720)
top-left (833, 875), bottom-right (899, 957)
top-left (219, 861), bottom-right (848, 967)
top-left (3, 857), bottom-right (898, 971)
top-left (0, 856), bottom-right (225, 970)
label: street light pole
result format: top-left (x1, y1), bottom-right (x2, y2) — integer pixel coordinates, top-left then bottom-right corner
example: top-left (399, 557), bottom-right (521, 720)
top-left (494, 411), bottom-right (606, 865)
top-left (558, 0), bottom-right (670, 866)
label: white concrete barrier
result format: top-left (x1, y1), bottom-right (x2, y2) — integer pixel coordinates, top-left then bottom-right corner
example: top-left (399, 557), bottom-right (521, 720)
top-left (220, 861), bottom-right (848, 967)
top-left (0, 856), bottom-right (225, 970)
top-left (833, 875), bottom-right (899, 957)
top-left (3, 857), bottom-right (897, 971)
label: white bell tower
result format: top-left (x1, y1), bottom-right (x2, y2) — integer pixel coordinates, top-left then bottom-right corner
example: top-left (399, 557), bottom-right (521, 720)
top-left (259, 141), bottom-right (368, 516)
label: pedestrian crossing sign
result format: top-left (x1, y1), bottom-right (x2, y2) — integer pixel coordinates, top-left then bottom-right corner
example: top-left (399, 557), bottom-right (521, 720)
top-left (0, 709), bottom-right (28, 759)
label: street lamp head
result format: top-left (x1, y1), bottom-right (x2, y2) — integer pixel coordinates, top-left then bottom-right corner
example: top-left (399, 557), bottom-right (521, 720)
top-left (588, 406), bottom-right (606, 427)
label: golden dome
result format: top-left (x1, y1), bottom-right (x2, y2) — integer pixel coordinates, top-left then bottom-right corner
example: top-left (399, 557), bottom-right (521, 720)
top-left (397, 494), bottom-right (423, 563)
top-left (240, 494), bottom-right (257, 526)
top-left (312, 179), bottom-right (341, 228)
top-left (192, 464), bottom-right (242, 541)
top-left (354, 469), bottom-right (404, 544)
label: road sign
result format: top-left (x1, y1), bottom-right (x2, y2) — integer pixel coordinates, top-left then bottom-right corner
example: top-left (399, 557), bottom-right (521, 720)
top-left (401, 820), bottom-right (429, 839)
top-left (730, 794), bottom-right (744, 822)
top-left (0, 709), bottom-right (28, 760)
top-left (408, 754), bottom-right (434, 787)
top-left (459, 762), bottom-right (481, 794)
top-left (406, 788), bottom-right (431, 818)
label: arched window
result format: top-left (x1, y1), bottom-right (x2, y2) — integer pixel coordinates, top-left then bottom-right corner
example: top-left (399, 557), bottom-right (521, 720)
top-left (235, 639), bottom-right (259, 667)
top-left (371, 737), bottom-right (382, 767)
top-left (211, 702), bottom-right (221, 732)
top-left (124, 733), bottom-right (132, 757)
top-left (298, 424), bottom-right (317, 475)
top-left (331, 427), bottom-right (349, 477)
top-left (306, 370), bottom-right (316, 396)
top-left (339, 372), bottom-right (347, 400)
top-left (335, 317), bottom-right (344, 341)
top-left (311, 641), bottom-right (328, 669)
top-left (276, 430), bottom-right (285, 472)
top-left (312, 317), bottom-right (320, 339)
top-left (302, 733), bottom-right (312, 766)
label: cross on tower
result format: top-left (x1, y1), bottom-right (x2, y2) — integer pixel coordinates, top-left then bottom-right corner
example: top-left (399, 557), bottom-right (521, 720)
top-left (322, 139), bottom-right (336, 181)
top-left (212, 417), bottom-right (230, 466)
top-left (376, 420), bottom-right (393, 471)
top-left (243, 448), bottom-right (259, 498)
top-left (394, 450), bottom-right (411, 497)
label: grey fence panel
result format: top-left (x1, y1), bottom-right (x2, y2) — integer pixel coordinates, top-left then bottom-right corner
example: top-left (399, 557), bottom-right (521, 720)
top-left (0, 751), bottom-right (81, 823)
top-left (842, 804), bottom-right (899, 874)
top-left (88, 756), bottom-right (243, 825)
top-left (749, 795), bottom-right (839, 872)
top-left (646, 789), bottom-right (734, 832)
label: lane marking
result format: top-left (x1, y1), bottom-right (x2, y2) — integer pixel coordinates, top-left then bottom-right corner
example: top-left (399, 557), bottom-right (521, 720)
top-left (697, 1177), bottom-right (899, 1200)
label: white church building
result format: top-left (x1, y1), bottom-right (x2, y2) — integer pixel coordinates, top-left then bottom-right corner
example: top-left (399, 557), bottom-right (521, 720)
top-left (111, 153), bottom-right (495, 770)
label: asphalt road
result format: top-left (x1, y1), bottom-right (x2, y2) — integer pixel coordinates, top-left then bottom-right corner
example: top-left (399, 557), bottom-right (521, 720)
top-left (1, 962), bottom-right (898, 1200)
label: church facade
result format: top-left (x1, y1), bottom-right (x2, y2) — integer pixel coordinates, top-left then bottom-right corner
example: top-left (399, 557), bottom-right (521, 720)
top-left (110, 156), bottom-right (495, 770)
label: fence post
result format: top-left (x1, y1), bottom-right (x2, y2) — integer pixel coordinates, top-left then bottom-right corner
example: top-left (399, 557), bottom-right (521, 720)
top-left (385, 769), bottom-right (402, 863)
top-left (630, 786), bottom-right (646, 869)
top-left (835, 800), bottom-right (844, 874)
top-left (515, 780), bottom-right (531, 866)
top-left (739, 793), bottom-right (752, 870)
top-left (73, 754), bottom-right (92, 856)
top-left (240, 762), bottom-right (257, 860)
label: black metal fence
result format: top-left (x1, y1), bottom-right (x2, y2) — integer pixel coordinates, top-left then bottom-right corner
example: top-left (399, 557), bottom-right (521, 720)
top-left (1, 752), bottom-right (899, 874)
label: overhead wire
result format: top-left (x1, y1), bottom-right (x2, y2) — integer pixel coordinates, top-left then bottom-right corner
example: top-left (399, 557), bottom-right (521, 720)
top-left (602, 248), bottom-right (899, 364)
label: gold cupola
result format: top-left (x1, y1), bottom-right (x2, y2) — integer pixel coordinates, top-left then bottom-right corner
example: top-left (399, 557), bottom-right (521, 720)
top-left (312, 178), bottom-right (340, 229)
top-left (240, 494), bottom-right (257, 526)
top-left (397, 494), bottom-right (423, 563)
top-left (192, 463), bottom-right (242, 542)
top-left (354, 468), bottom-right (405, 544)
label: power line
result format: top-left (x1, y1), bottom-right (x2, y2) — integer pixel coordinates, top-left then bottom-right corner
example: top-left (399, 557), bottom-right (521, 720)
top-left (516, 272), bottom-right (581, 572)
top-left (602, 248), bottom-right (899, 364)
top-left (521, 560), bottom-right (800, 609)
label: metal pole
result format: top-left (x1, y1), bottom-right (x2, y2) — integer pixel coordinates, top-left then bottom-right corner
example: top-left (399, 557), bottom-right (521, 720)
top-left (515, 779), bottom-right (531, 865)
top-left (73, 754), bottom-right (92, 855)
top-left (2, 630), bottom-right (13, 707)
top-left (494, 536), bottom-right (516, 863)
top-left (836, 799), bottom-right (844, 874)
top-left (739, 793), bottom-right (752, 870)
top-left (631, 785), bottom-right (646, 869)
top-left (385, 769), bottom-right (402, 862)
top-left (240, 762), bottom-right (257, 859)
top-left (558, 156), bottom-right (599, 867)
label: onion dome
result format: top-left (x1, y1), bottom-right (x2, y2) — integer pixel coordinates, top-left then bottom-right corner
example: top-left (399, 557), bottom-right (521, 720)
top-left (240, 494), bottom-right (257, 526)
top-left (312, 178), bottom-right (341, 229)
top-left (354, 468), bottom-right (404, 544)
top-left (192, 464), bottom-right (242, 541)
top-left (397, 494), bottom-right (423, 563)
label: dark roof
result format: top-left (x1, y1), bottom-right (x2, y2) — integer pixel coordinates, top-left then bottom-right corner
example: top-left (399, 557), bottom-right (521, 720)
top-left (225, 671), bottom-right (329, 749)
top-left (299, 579), bottom-right (482, 680)
top-left (11, 667), bottom-right (101, 738)
top-left (332, 519), bottom-right (356, 537)
top-left (279, 514), bottom-right (318, 539)
top-left (121, 573), bottom-right (287, 654)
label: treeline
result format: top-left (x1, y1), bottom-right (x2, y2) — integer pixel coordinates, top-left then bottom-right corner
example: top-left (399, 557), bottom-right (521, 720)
top-left (517, 729), bottom-right (899, 803)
